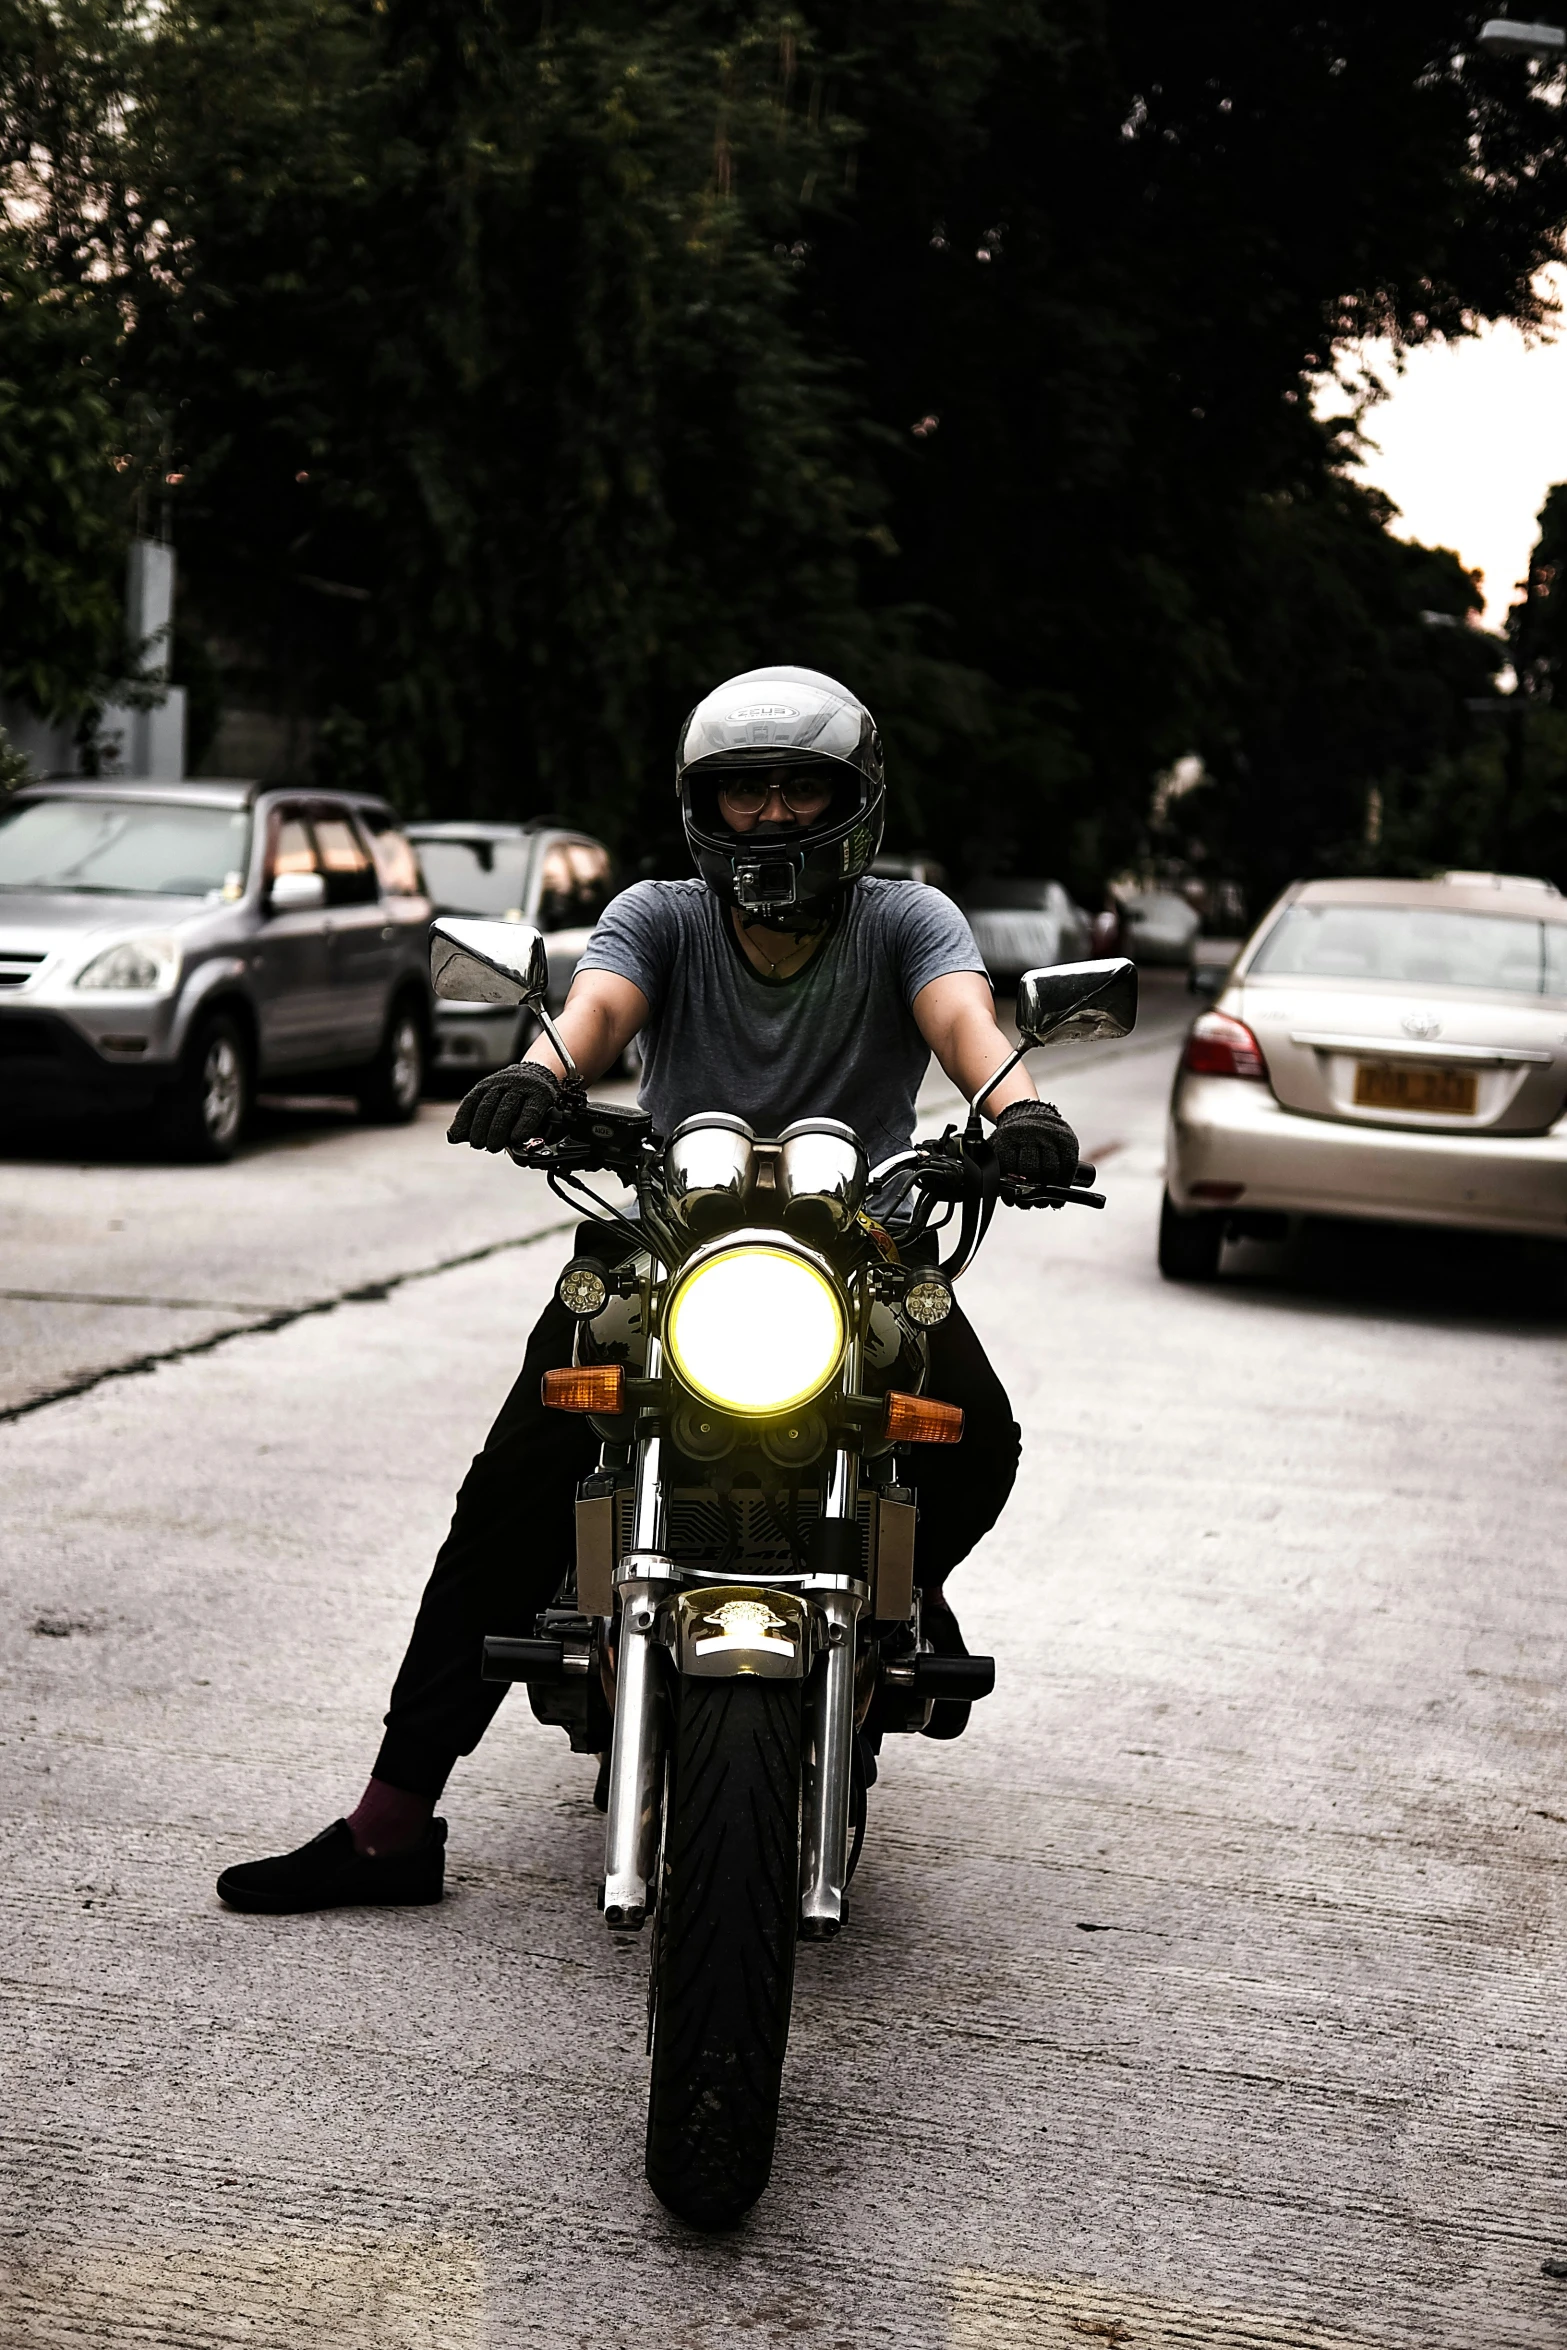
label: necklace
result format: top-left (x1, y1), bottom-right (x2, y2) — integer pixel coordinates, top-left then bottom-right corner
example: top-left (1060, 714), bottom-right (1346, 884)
top-left (737, 919), bottom-right (818, 979)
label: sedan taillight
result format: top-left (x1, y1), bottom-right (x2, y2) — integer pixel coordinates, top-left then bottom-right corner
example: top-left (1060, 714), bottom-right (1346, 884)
top-left (1183, 1009), bottom-right (1268, 1081)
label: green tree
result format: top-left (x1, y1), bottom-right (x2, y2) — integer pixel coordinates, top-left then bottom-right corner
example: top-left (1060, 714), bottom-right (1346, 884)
top-left (788, 1), bottom-right (1567, 896)
top-left (0, 238), bottom-right (128, 721)
top-left (113, 0), bottom-right (896, 840)
top-left (1499, 482), bottom-right (1567, 885)
top-left (7, 0), bottom-right (1567, 899)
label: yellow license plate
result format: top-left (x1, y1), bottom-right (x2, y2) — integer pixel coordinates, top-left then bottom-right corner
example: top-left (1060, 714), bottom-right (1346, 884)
top-left (1354, 1061), bottom-right (1478, 1115)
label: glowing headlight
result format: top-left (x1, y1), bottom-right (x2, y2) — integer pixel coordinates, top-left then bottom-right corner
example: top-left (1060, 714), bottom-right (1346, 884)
top-left (75, 935), bottom-right (180, 993)
top-left (665, 1243), bottom-right (845, 1416)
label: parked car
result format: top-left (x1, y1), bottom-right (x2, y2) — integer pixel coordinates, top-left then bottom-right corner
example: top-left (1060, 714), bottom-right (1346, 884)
top-left (406, 821), bottom-right (616, 1079)
top-left (871, 852), bottom-right (950, 888)
top-left (1160, 871), bottom-right (1567, 1279)
top-left (962, 878), bottom-right (1093, 988)
top-left (0, 779), bottom-right (432, 1159)
top-left (1118, 888), bottom-right (1201, 967)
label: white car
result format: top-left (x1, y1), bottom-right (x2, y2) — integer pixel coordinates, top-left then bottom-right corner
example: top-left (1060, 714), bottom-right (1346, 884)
top-left (1160, 871), bottom-right (1567, 1279)
top-left (963, 879), bottom-right (1092, 988)
top-left (1119, 888), bottom-right (1201, 967)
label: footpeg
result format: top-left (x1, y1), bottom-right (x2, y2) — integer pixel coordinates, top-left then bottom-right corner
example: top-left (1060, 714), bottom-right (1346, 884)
top-left (482, 1635), bottom-right (591, 1684)
top-left (910, 1652), bottom-right (995, 1702)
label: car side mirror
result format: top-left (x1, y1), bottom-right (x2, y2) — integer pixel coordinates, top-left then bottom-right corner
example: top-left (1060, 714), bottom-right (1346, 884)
top-left (1188, 961), bottom-right (1227, 999)
top-left (268, 869), bottom-right (326, 913)
top-left (1015, 957), bottom-right (1138, 1047)
top-left (430, 915), bottom-right (549, 1007)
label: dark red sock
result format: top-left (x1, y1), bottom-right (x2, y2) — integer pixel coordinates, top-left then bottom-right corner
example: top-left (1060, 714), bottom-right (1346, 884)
top-left (346, 1775), bottom-right (435, 1857)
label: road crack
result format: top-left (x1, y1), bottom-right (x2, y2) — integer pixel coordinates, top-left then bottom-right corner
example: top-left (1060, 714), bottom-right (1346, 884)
top-left (0, 1216), bottom-right (575, 1427)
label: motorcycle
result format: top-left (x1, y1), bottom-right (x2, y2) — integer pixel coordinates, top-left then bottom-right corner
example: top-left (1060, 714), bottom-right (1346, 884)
top-left (429, 916), bottom-right (1136, 2229)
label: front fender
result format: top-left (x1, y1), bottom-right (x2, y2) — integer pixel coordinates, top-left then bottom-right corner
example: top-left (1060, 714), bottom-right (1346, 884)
top-left (674, 1587), bottom-right (810, 1680)
top-left (168, 955), bottom-right (253, 1059)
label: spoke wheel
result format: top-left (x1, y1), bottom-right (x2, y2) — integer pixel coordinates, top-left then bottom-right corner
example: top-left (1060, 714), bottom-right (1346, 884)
top-left (645, 1676), bottom-right (802, 2231)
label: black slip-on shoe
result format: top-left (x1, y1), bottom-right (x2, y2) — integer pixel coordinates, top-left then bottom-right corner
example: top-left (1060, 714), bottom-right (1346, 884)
top-left (216, 1817), bottom-right (447, 1914)
top-left (919, 1599), bottom-right (972, 1742)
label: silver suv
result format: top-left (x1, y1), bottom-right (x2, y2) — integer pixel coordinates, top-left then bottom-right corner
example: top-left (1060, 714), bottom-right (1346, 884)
top-left (0, 779), bottom-right (433, 1159)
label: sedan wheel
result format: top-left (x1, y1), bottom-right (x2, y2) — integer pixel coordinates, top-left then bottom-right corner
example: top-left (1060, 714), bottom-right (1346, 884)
top-left (1157, 1190), bottom-right (1225, 1282)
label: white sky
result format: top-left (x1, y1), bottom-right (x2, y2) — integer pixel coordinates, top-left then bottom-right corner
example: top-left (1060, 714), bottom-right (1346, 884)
top-left (1319, 264), bottom-right (1567, 628)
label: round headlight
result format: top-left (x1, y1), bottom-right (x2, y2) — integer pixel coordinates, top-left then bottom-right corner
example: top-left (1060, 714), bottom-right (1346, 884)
top-left (665, 1243), bottom-right (846, 1416)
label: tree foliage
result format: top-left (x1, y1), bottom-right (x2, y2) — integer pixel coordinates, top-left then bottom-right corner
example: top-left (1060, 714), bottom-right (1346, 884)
top-left (4, 0), bottom-right (1567, 896)
top-left (0, 239), bottom-right (128, 718)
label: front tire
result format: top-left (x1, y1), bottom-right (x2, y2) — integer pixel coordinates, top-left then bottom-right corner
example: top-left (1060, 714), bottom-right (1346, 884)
top-left (157, 1011), bottom-right (250, 1162)
top-left (1158, 1189), bottom-right (1225, 1281)
top-left (645, 1676), bottom-right (802, 2230)
top-left (356, 999), bottom-right (425, 1124)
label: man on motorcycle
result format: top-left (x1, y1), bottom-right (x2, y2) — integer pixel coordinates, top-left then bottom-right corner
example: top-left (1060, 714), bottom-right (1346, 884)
top-left (217, 667), bottom-right (1077, 1913)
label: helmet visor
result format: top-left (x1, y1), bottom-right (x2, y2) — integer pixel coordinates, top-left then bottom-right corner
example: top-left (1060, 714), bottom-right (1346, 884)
top-left (685, 762), bottom-right (858, 843)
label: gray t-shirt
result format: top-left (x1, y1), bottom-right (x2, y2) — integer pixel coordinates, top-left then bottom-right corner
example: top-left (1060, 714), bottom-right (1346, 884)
top-left (577, 877), bottom-right (987, 1167)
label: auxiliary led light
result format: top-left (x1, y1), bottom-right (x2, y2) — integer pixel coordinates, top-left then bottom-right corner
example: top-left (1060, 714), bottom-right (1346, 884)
top-left (902, 1274), bottom-right (954, 1329)
top-left (557, 1260), bottom-right (610, 1317)
top-left (665, 1244), bottom-right (845, 1416)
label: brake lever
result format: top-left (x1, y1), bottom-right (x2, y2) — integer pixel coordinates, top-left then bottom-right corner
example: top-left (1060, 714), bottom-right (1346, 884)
top-left (1003, 1179), bottom-right (1107, 1211)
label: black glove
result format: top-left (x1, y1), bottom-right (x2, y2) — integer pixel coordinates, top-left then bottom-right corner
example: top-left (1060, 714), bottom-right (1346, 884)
top-left (992, 1098), bottom-right (1079, 1189)
top-left (447, 1060), bottom-right (563, 1153)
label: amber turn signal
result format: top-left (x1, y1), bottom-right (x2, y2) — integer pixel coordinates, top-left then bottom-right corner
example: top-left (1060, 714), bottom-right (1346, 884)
top-left (882, 1390), bottom-right (964, 1445)
top-left (541, 1364), bottom-right (626, 1414)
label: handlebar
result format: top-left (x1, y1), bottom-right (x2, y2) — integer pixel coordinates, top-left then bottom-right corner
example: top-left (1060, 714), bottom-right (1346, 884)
top-left (501, 1104), bottom-right (1106, 1214)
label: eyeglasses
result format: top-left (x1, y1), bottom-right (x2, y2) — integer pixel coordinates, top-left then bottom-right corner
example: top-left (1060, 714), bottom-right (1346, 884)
top-left (717, 776), bottom-right (834, 818)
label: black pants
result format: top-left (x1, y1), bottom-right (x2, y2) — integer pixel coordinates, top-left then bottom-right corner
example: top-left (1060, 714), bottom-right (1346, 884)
top-left (375, 1267), bottom-right (1022, 1799)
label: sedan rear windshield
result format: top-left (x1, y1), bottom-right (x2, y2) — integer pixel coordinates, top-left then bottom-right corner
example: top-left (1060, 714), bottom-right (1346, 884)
top-left (415, 836), bottom-right (532, 916)
top-left (1252, 902), bottom-right (1567, 997)
top-left (0, 797), bottom-right (252, 898)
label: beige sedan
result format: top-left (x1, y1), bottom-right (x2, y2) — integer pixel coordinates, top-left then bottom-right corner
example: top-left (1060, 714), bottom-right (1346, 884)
top-left (1160, 872), bottom-right (1567, 1279)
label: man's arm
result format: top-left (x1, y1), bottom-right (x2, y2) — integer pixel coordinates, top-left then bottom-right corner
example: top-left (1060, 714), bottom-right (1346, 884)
top-left (524, 967), bottom-right (649, 1086)
top-left (911, 971), bottom-right (1038, 1116)
top-left (449, 966), bottom-right (649, 1150)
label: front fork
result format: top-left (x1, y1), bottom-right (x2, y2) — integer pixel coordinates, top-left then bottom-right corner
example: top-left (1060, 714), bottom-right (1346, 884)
top-left (798, 1432), bottom-right (868, 1940)
top-left (601, 1339), bottom-right (870, 1942)
top-left (601, 1335), bottom-right (673, 1932)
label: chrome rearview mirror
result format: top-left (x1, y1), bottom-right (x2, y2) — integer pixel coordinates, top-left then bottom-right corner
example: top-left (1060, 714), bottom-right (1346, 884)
top-left (970, 956), bottom-right (1138, 1125)
top-left (1015, 957), bottom-right (1138, 1048)
top-left (430, 916), bottom-right (549, 1006)
top-left (429, 915), bottom-right (580, 1081)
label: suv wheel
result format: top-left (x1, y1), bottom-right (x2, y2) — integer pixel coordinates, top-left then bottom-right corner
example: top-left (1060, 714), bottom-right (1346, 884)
top-left (356, 1001), bottom-right (425, 1124)
top-left (1157, 1190), bottom-right (1225, 1282)
top-left (159, 1012), bottom-right (250, 1163)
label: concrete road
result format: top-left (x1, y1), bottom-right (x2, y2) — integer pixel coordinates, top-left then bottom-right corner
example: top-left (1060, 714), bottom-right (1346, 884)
top-left (0, 1093), bottom-right (583, 1419)
top-left (2, 984), bottom-right (1566, 2348)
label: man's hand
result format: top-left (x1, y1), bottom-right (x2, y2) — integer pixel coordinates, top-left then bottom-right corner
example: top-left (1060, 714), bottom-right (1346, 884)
top-left (448, 1061), bottom-right (563, 1153)
top-left (992, 1098), bottom-right (1078, 1189)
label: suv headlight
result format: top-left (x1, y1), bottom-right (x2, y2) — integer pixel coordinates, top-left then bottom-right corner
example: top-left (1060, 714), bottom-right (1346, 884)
top-left (74, 935), bottom-right (181, 993)
top-left (664, 1241), bottom-right (846, 1416)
